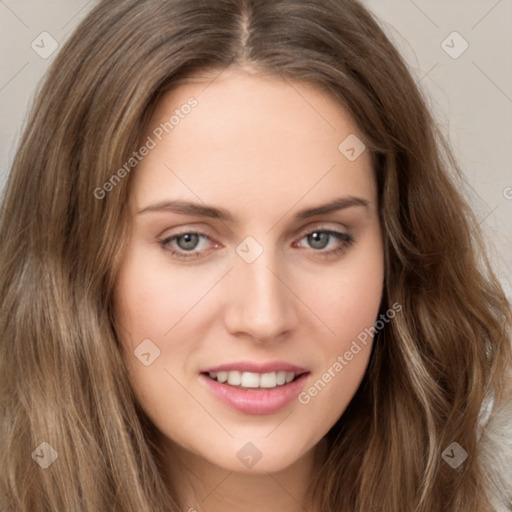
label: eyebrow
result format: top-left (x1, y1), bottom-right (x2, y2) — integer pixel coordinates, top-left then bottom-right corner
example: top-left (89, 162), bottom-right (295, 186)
top-left (137, 196), bottom-right (371, 222)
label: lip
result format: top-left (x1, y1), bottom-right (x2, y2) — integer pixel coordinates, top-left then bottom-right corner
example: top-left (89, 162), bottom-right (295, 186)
top-left (199, 371), bottom-right (310, 415)
top-left (201, 360), bottom-right (308, 374)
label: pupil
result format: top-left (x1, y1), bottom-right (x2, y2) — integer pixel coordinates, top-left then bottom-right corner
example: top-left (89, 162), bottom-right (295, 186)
top-left (308, 232), bottom-right (328, 249)
top-left (178, 233), bottom-right (199, 250)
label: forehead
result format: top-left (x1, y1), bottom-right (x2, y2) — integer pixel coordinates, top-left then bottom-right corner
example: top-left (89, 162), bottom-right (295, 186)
top-left (132, 67), bottom-right (376, 216)
top-left (149, 66), bottom-right (362, 152)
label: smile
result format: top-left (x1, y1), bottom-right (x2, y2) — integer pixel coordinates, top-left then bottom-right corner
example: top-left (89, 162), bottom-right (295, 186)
top-left (199, 362), bottom-right (310, 415)
top-left (206, 370), bottom-right (300, 389)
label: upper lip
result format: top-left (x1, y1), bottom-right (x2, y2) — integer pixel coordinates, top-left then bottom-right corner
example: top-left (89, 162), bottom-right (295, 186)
top-left (201, 361), bottom-right (309, 374)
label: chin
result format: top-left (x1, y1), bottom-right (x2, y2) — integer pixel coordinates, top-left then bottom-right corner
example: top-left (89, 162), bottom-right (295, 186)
top-left (197, 434), bottom-right (317, 474)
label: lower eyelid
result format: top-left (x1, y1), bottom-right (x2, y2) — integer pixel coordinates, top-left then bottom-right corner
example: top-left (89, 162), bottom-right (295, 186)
top-left (160, 230), bottom-right (353, 257)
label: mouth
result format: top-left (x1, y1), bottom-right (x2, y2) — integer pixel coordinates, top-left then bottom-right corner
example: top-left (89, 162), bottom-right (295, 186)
top-left (201, 370), bottom-right (306, 389)
top-left (199, 363), bottom-right (310, 415)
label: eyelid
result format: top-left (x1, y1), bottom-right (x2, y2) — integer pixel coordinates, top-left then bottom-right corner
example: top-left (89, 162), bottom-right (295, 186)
top-left (158, 222), bottom-right (354, 260)
top-left (160, 230), bottom-right (220, 249)
top-left (295, 222), bottom-right (350, 238)
top-left (160, 221), bottom-right (348, 244)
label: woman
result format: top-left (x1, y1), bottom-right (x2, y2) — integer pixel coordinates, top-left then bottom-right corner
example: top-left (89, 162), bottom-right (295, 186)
top-left (0, 0), bottom-right (511, 510)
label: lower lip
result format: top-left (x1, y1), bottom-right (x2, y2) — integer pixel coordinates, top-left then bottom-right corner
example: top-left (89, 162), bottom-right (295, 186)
top-left (199, 373), bottom-right (309, 415)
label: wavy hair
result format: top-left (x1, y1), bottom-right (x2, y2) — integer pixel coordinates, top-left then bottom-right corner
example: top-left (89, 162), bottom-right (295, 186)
top-left (1, 0), bottom-right (510, 510)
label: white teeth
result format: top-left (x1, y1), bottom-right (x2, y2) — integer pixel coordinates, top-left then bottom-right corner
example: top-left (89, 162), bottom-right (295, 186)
top-left (216, 371), bottom-right (228, 383)
top-left (260, 372), bottom-right (277, 388)
top-left (240, 372), bottom-right (260, 388)
top-left (227, 370), bottom-right (241, 386)
top-left (207, 370), bottom-right (299, 389)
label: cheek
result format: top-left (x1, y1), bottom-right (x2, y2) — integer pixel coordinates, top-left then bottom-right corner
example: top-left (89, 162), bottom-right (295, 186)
top-left (295, 289), bottom-right (381, 435)
top-left (294, 241), bottom-right (383, 418)
top-left (112, 250), bottom-right (220, 404)
top-left (299, 233), bottom-right (384, 353)
top-left (323, 263), bottom-right (383, 343)
top-left (113, 251), bottom-right (215, 341)
top-left (112, 259), bottom-right (199, 433)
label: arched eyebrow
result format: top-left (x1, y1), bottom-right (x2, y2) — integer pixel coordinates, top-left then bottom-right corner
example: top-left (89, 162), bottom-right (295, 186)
top-left (137, 196), bottom-right (371, 222)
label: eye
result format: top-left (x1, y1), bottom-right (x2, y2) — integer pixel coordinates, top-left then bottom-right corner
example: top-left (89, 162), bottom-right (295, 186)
top-left (295, 229), bottom-right (354, 258)
top-left (159, 228), bottom-right (354, 260)
top-left (159, 231), bottom-right (216, 259)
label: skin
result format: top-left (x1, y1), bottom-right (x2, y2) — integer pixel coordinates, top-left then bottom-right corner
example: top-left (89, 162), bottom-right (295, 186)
top-left (113, 66), bottom-right (384, 512)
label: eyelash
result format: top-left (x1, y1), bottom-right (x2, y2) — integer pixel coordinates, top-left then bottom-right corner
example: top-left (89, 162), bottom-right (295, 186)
top-left (158, 228), bottom-right (354, 261)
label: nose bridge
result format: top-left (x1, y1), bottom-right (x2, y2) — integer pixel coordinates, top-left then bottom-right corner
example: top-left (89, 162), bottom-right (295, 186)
top-left (224, 239), bottom-right (297, 341)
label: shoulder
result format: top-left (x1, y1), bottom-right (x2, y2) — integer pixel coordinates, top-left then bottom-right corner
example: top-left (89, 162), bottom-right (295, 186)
top-left (479, 376), bottom-right (512, 512)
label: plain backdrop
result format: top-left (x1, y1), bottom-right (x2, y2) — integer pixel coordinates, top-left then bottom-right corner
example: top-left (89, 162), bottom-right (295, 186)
top-left (0, 0), bottom-right (511, 301)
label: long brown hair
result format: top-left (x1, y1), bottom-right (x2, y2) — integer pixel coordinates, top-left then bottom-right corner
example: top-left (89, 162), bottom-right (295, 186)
top-left (1, 0), bottom-right (510, 510)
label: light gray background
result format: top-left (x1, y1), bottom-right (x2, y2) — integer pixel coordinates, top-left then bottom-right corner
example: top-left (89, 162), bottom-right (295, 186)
top-left (1, 0), bottom-right (511, 300)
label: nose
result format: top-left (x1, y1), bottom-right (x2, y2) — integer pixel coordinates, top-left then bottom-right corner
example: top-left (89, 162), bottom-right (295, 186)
top-left (223, 247), bottom-right (298, 344)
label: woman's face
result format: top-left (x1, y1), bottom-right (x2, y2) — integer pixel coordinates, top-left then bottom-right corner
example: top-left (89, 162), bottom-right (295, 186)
top-left (113, 67), bottom-right (384, 474)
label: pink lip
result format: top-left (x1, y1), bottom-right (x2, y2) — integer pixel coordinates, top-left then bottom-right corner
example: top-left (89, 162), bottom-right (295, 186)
top-left (201, 360), bottom-right (308, 374)
top-left (199, 372), bottom-right (310, 415)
